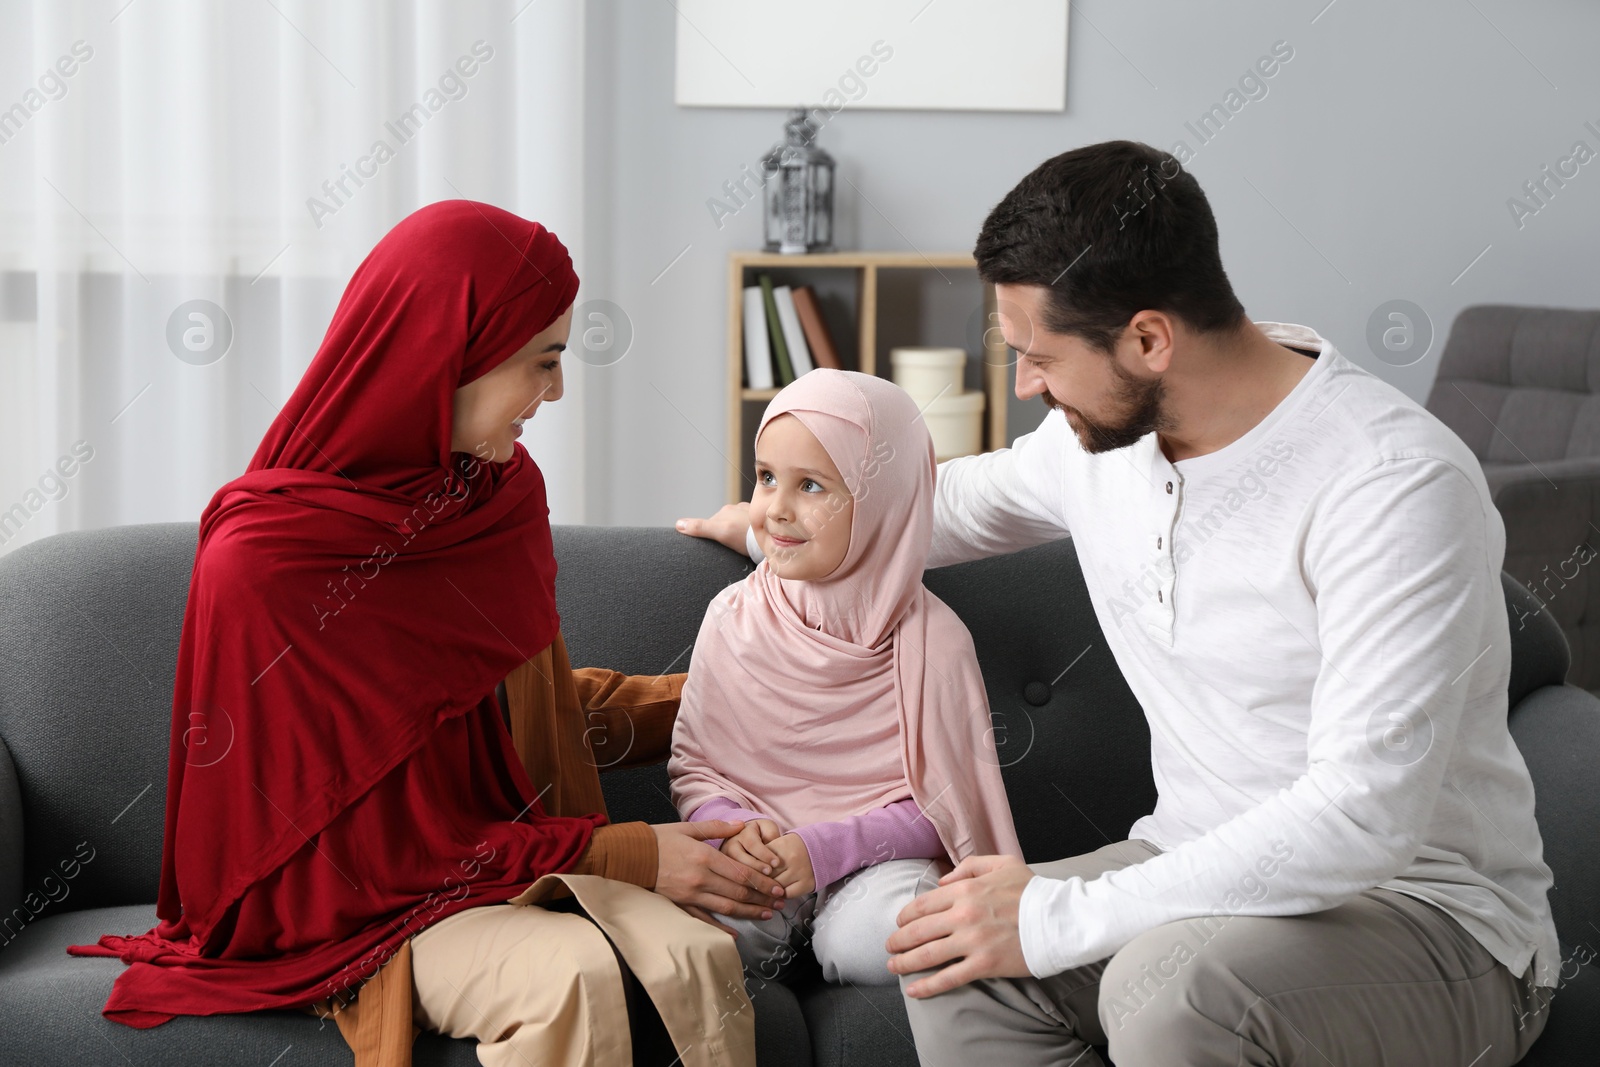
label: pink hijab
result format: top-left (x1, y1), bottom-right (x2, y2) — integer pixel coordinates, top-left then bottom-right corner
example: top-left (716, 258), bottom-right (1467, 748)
top-left (669, 369), bottom-right (1022, 865)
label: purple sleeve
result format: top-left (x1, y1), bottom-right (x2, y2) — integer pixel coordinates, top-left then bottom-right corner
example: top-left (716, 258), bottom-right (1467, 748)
top-left (792, 798), bottom-right (949, 892)
top-left (687, 795), bottom-right (776, 850)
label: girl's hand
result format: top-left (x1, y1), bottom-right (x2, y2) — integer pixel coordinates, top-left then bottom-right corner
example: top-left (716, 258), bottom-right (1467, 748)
top-left (675, 502), bottom-right (751, 554)
top-left (768, 833), bottom-right (816, 897)
top-left (720, 818), bottom-right (784, 874)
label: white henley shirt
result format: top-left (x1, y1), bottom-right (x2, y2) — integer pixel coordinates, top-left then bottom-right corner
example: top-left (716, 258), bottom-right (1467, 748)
top-left (927, 322), bottom-right (1561, 986)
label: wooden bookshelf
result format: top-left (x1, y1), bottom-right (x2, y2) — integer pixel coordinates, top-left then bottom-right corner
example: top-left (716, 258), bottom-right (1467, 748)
top-left (725, 250), bottom-right (1011, 503)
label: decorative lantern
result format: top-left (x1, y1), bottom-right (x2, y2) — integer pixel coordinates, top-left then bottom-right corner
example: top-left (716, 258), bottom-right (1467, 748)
top-left (762, 108), bottom-right (835, 254)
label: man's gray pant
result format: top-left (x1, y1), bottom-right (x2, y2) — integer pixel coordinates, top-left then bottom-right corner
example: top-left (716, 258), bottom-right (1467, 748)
top-left (899, 840), bottom-right (1551, 1066)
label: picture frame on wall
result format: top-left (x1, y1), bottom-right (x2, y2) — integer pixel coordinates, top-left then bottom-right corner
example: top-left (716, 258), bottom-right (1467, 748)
top-left (674, 0), bottom-right (1069, 113)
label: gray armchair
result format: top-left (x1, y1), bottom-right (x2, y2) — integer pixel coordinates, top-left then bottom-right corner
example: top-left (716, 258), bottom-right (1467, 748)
top-left (1426, 304), bottom-right (1600, 691)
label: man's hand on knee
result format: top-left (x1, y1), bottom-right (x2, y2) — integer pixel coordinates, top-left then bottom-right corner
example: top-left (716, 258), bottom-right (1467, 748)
top-left (884, 854), bottom-right (1035, 997)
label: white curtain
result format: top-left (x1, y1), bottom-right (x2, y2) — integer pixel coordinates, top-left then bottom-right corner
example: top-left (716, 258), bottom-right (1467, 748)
top-left (0, 0), bottom-right (593, 557)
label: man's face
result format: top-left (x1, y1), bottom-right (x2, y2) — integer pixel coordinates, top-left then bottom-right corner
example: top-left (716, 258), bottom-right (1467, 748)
top-left (994, 283), bottom-right (1169, 454)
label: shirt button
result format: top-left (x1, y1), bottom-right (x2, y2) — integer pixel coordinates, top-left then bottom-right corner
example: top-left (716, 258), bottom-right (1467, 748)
top-left (1158, 589), bottom-right (1164, 602)
top-left (1157, 536), bottom-right (1163, 549)
top-left (1165, 481), bottom-right (1173, 494)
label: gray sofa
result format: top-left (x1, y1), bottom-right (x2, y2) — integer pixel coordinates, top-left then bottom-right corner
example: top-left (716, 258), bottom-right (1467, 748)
top-left (1426, 304), bottom-right (1600, 691)
top-left (1, 522), bottom-right (1597, 1066)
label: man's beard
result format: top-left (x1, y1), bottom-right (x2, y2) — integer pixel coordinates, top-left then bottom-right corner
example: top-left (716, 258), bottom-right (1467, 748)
top-left (1042, 361), bottom-right (1170, 454)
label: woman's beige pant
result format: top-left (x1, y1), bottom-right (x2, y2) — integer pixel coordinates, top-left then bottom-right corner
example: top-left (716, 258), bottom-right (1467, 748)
top-left (411, 873), bottom-right (755, 1067)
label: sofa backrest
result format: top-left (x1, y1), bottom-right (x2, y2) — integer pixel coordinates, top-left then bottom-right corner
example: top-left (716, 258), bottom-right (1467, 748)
top-left (0, 523), bottom-right (196, 923)
top-left (1425, 305), bottom-right (1600, 464)
top-left (0, 522), bottom-right (1578, 926)
top-left (581, 532), bottom-right (1161, 869)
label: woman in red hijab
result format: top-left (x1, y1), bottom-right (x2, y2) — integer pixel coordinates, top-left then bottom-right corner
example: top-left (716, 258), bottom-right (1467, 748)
top-left (68, 201), bottom-right (782, 1067)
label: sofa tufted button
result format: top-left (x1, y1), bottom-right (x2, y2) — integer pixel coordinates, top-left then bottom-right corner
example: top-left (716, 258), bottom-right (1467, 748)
top-left (1023, 681), bottom-right (1051, 706)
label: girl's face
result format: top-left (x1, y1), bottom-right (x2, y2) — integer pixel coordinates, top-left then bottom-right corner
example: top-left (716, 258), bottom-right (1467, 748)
top-left (449, 305), bottom-right (574, 462)
top-left (751, 413), bottom-right (854, 581)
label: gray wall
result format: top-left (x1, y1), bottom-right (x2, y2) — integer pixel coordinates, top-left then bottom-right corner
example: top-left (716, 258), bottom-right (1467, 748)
top-left (582, 0), bottom-right (1600, 527)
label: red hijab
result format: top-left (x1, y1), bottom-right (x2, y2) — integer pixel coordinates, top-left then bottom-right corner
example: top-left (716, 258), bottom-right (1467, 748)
top-left (69, 200), bottom-right (598, 1026)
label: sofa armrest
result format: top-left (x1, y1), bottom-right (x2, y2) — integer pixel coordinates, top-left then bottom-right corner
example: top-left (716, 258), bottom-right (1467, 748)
top-left (0, 731), bottom-right (21, 920)
top-left (1490, 458), bottom-right (1600, 690)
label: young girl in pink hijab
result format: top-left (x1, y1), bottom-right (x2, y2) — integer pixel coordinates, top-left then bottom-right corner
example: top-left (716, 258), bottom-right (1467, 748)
top-left (668, 368), bottom-right (1022, 986)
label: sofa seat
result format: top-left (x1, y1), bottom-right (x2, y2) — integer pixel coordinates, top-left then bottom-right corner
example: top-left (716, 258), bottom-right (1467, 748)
top-left (0, 904), bottom-right (491, 1066)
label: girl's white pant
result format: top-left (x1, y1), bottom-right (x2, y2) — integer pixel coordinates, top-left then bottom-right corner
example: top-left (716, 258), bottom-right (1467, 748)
top-left (721, 857), bottom-right (946, 986)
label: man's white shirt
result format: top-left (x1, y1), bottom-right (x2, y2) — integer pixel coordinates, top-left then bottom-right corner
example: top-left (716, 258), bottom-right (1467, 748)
top-left (925, 322), bottom-right (1560, 986)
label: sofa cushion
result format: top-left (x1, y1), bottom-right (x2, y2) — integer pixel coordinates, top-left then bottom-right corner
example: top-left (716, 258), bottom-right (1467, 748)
top-left (920, 540), bottom-right (1156, 864)
top-left (553, 525), bottom-right (757, 828)
top-left (1513, 944), bottom-right (1600, 1067)
top-left (0, 523), bottom-right (195, 915)
top-left (1506, 682), bottom-right (1600, 1060)
top-left (796, 980), bottom-right (918, 1067)
top-left (1505, 572), bottom-right (1574, 708)
top-left (0, 732), bottom-right (21, 923)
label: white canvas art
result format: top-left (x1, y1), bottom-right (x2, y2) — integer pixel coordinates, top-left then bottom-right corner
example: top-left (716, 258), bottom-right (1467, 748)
top-left (674, 0), bottom-right (1068, 113)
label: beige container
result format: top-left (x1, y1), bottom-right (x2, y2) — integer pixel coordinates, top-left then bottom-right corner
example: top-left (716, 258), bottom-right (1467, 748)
top-left (921, 390), bottom-right (985, 461)
top-left (890, 347), bottom-right (967, 404)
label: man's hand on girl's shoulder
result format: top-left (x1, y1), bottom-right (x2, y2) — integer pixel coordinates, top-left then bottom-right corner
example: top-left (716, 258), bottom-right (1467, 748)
top-left (675, 502), bottom-right (750, 554)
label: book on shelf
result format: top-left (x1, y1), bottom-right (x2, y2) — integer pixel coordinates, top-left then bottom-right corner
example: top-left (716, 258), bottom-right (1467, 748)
top-left (772, 286), bottom-right (813, 377)
top-left (790, 286), bottom-right (840, 370)
top-left (741, 286), bottom-right (773, 390)
top-left (758, 274), bottom-right (795, 385)
top-left (741, 278), bottom-right (844, 389)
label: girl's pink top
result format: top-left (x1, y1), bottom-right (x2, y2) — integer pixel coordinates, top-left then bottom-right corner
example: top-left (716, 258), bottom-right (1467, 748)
top-left (668, 369), bottom-right (1022, 908)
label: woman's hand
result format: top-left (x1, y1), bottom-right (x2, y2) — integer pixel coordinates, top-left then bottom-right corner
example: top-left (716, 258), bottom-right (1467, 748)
top-left (652, 821), bottom-right (787, 928)
top-left (768, 833), bottom-right (816, 897)
top-left (720, 818), bottom-right (784, 874)
top-left (674, 502), bottom-right (751, 554)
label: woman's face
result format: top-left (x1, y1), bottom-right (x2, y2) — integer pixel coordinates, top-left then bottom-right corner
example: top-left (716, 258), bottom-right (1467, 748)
top-left (751, 413), bottom-right (854, 581)
top-left (450, 306), bottom-right (574, 462)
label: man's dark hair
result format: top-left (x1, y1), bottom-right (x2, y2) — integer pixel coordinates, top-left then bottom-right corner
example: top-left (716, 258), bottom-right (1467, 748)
top-left (974, 140), bottom-right (1246, 353)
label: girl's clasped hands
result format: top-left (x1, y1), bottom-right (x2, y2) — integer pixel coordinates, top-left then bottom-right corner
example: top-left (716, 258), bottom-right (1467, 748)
top-left (721, 819), bottom-right (815, 897)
